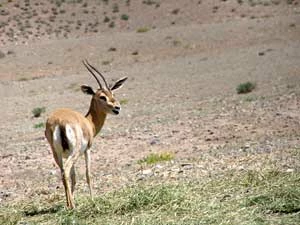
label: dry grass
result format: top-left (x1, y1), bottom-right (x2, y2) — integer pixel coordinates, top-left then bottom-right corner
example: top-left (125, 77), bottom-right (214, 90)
top-left (1, 169), bottom-right (299, 225)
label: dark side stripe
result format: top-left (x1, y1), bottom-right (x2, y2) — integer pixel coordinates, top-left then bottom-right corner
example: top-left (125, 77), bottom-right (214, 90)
top-left (60, 125), bottom-right (69, 151)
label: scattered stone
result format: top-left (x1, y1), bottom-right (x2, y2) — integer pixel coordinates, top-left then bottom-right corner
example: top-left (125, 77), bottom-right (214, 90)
top-left (142, 169), bottom-right (153, 176)
top-left (7, 50), bottom-right (15, 55)
top-left (136, 169), bottom-right (153, 180)
top-left (150, 137), bottom-right (160, 145)
top-left (0, 190), bottom-right (12, 200)
top-left (49, 170), bottom-right (57, 175)
top-left (108, 47), bottom-right (117, 52)
top-left (181, 163), bottom-right (193, 170)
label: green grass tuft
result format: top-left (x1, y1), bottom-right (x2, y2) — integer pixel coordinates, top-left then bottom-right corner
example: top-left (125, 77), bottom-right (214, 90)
top-left (34, 122), bottom-right (45, 129)
top-left (236, 81), bottom-right (256, 94)
top-left (138, 152), bottom-right (174, 165)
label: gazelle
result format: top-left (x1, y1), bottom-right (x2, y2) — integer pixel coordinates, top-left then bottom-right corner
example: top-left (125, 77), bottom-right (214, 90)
top-left (45, 60), bottom-right (127, 209)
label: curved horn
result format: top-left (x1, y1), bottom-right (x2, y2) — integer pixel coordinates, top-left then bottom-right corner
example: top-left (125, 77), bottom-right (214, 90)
top-left (85, 60), bottom-right (110, 90)
top-left (82, 60), bottom-right (103, 89)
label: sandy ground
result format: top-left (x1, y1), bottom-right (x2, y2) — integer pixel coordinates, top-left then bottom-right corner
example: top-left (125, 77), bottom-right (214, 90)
top-left (0, 0), bottom-right (300, 204)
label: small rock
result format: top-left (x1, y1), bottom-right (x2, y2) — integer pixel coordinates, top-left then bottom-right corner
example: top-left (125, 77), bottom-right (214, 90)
top-left (7, 50), bottom-right (15, 55)
top-left (154, 164), bottom-right (163, 170)
top-left (0, 190), bottom-right (12, 199)
top-left (108, 47), bottom-right (117, 51)
top-left (142, 169), bottom-right (153, 176)
top-left (181, 163), bottom-right (193, 170)
top-left (150, 138), bottom-right (160, 145)
top-left (49, 170), bottom-right (57, 175)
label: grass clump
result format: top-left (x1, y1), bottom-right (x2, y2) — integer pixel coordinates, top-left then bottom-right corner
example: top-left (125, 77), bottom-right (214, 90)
top-left (120, 98), bottom-right (129, 105)
top-left (138, 152), bottom-right (174, 165)
top-left (34, 122), bottom-right (45, 129)
top-left (32, 107), bottom-right (46, 118)
top-left (236, 81), bottom-right (256, 94)
top-left (137, 27), bottom-right (150, 33)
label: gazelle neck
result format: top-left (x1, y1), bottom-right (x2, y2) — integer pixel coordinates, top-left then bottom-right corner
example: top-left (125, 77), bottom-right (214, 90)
top-left (85, 102), bottom-right (107, 137)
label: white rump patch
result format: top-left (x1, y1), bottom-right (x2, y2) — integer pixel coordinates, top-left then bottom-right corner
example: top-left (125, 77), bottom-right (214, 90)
top-left (65, 124), bottom-right (76, 150)
top-left (53, 125), bottom-right (63, 153)
top-left (52, 124), bottom-right (89, 157)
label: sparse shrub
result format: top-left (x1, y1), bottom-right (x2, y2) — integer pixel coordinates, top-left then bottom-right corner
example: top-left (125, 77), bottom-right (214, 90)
top-left (32, 107), bottom-right (46, 118)
top-left (103, 16), bottom-right (110, 23)
top-left (0, 50), bottom-right (5, 59)
top-left (142, 0), bottom-right (157, 5)
top-left (112, 3), bottom-right (119, 13)
top-left (236, 82), bottom-right (256, 94)
top-left (121, 14), bottom-right (129, 21)
top-left (102, 60), bottom-right (111, 65)
top-left (108, 21), bottom-right (115, 28)
top-left (171, 8), bottom-right (180, 15)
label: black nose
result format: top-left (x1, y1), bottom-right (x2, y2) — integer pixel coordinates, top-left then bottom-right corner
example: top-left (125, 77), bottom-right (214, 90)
top-left (114, 106), bottom-right (120, 110)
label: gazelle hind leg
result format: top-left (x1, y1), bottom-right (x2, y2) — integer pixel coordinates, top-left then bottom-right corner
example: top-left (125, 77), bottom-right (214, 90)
top-left (64, 151), bottom-right (81, 209)
top-left (70, 165), bottom-right (76, 195)
top-left (51, 147), bottom-right (74, 209)
top-left (84, 150), bottom-right (93, 199)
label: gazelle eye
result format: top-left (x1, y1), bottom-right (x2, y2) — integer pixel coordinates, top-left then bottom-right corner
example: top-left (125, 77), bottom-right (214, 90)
top-left (99, 96), bottom-right (107, 102)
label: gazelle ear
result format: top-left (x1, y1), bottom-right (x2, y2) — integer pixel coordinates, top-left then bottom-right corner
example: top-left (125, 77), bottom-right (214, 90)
top-left (81, 85), bottom-right (95, 95)
top-left (110, 77), bottom-right (128, 91)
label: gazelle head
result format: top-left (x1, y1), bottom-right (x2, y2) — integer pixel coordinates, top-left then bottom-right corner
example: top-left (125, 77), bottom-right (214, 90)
top-left (81, 60), bottom-right (127, 115)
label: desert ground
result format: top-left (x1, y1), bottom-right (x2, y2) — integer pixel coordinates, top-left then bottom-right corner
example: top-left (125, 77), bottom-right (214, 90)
top-left (0, 0), bottom-right (300, 224)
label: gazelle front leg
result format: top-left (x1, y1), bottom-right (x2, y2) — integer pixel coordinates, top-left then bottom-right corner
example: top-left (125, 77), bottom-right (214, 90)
top-left (84, 149), bottom-right (93, 199)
